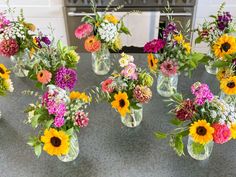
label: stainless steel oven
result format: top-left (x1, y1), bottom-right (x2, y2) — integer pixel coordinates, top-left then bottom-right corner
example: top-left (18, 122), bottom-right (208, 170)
top-left (64, 0), bottom-right (196, 53)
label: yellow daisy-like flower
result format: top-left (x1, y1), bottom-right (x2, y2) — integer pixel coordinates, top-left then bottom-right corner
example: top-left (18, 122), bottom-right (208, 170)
top-left (189, 120), bottom-right (214, 145)
top-left (104, 14), bottom-right (119, 24)
top-left (41, 128), bottom-right (69, 156)
top-left (216, 68), bottom-right (234, 81)
top-left (147, 53), bottom-right (158, 72)
top-left (111, 92), bottom-right (130, 117)
top-left (230, 123), bottom-right (236, 139)
top-left (0, 64), bottom-right (10, 79)
top-left (174, 33), bottom-right (184, 43)
top-left (220, 76), bottom-right (236, 95)
top-left (183, 42), bottom-right (191, 54)
top-left (70, 91), bottom-right (91, 103)
top-left (212, 34), bottom-right (236, 59)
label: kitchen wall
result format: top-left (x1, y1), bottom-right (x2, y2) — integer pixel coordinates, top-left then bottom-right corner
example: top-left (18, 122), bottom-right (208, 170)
top-left (0, 0), bottom-right (68, 44)
top-left (0, 0), bottom-right (235, 52)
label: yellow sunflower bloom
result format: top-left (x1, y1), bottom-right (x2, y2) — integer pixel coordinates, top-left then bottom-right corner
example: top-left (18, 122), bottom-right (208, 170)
top-left (230, 123), bottom-right (236, 139)
top-left (174, 33), bottom-right (184, 43)
top-left (70, 91), bottom-right (91, 103)
top-left (147, 53), bottom-right (158, 72)
top-left (0, 64), bottom-right (10, 79)
top-left (189, 120), bottom-right (214, 145)
top-left (183, 42), bottom-right (191, 54)
top-left (212, 34), bottom-right (236, 59)
top-left (216, 68), bottom-right (234, 81)
top-left (220, 76), bottom-right (236, 95)
top-left (41, 128), bottom-right (70, 156)
top-left (111, 92), bottom-right (130, 117)
top-left (104, 14), bottom-right (119, 24)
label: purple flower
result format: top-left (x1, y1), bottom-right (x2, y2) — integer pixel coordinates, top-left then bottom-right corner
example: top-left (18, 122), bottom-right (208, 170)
top-left (0, 13), bottom-right (10, 31)
top-left (55, 67), bottom-right (77, 90)
top-left (54, 116), bottom-right (65, 127)
top-left (191, 82), bottom-right (214, 105)
top-left (121, 63), bottom-right (138, 80)
top-left (144, 39), bottom-right (165, 53)
top-left (36, 36), bottom-right (51, 48)
top-left (163, 22), bottom-right (178, 39)
top-left (217, 12), bottom-right (232, 31)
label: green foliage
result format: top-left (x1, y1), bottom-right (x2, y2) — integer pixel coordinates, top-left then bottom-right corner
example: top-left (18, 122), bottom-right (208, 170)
top-left (192, 141), bottom-right (205, 155)
top-left (154, 132), bottom-right (167, 139)
top-left (170, 135), bottom-right (184, 156)
top-left (170, 118), bottom-right (183, 126)
top-left (27, 136), bottom-right (42, 158)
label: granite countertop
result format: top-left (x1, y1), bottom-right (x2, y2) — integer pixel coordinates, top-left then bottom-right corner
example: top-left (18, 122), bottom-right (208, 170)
top-left (0, 53), bottom-right (236, 177)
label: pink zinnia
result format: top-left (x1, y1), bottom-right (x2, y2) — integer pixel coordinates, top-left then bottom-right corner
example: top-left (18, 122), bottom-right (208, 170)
top-left (121, 63), bottom-right (138, 80)
top-left (54, 116), bottom-right (65, 128)
top-left (160, 60), bottom-right (178, 77)
top-left (212, 123), bottom-right (231, 144)
top-left (101, 78), bottom-right (114, 93)
top-left (0, 39), bottom-right (19, 57)
top-left (75, 23), bottom-right (93, 39)
top-left (144, 39), bottom-right (165, 53)
top-left (75, 111), bottom-right (89, 128)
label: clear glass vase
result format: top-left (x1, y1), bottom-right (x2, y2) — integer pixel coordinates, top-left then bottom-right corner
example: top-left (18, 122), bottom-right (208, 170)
top-left (220, 91), bottom-right (236, 108)
top-left (91, 44), bottom-right (110, 75)
top-left (57, 132), bottom-right (79, 162)
top-left (156, 72), bottom-right (178, 97)
top-left (10, 55), bottom-right (29, 77)
top-left (187, 136), bottom-right (214, 160)
top-left (121, 105), bottom-right (143, 128)
top-left (205, 60), bottom-right (218, 75)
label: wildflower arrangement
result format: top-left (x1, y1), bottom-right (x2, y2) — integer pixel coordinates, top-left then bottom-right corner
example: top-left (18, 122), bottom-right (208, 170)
top-left (75, 0), bottom-right (131, 52)
top-left (155, 82), bottom-right (236, 156)
top-left (195, 3), bottom-right (236, 63)
top-left (0, 63), bottom-right (14, 95)
top-left (94, 53), bottom-right (153, 117)
top-left (144, 15), bottom-right (204, 77)
top-left (25, 85), bottom-right (91, 157)
top-left (25, 40), bottom-right (80, 90)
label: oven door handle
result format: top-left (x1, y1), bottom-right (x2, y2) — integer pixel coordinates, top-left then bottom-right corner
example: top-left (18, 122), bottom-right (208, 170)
top-left (68, 12), bottom-right (96, 17)
top-left (160, 13), bottom-right (192, 16)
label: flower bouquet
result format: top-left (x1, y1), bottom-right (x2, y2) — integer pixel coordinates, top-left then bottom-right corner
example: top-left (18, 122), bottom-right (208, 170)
top-left (24, 39), bottom-right (80, 90)
top-left (0, 8), bottom-right (37, 77)
top-left (25, 85), bottom-right (91, 162)
top-left (74, 0), bottom-right (131, 75)
top-left (155, 82), bottom-right (236, 160)
top-left (0, 63), bottom-right (14, 118)
top-left (144, 18), bottom-right (204, 97)
top-left (94, 53), bottom-right (153, 128)
top-left (195, 3), bottom-right (236, 74)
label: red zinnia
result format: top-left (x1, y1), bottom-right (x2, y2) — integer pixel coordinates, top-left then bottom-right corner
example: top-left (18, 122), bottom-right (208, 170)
top-left (175, 99), bottom-right (195, 121)
top-left (0, 39), bottom-right (19, 57)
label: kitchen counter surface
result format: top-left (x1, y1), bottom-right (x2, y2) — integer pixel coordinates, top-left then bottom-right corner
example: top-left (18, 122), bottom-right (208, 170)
top-left (0, 53), bottom-right (236, 177)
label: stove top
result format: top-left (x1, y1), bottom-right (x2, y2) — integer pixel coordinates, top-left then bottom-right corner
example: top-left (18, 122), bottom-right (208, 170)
top-left (65, 0), bottom-right (196, 7)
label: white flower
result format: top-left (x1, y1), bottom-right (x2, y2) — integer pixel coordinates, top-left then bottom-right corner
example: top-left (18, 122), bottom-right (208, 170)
top-left (98, 21), bottom-right (117, 43)
top-left (210, 110), bottom-right (217, 118)
top-left (4, 79), bottom-right (14, 92)
top-left (119, 53), bottom-right (134, 67)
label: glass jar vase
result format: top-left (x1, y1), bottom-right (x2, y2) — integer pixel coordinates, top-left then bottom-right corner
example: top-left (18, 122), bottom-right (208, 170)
top-left (121, 105), bottom-right (143, 128)
top-left (10, 55), bottom-right (29, 77)
top-left (57, 132), bottom-right (79, 162)
top-left (187, 136), bottom-right (214, 160)
top-left (205, 60), bottom-right (218, 75)
top-left (91, 44), bottom-right (110, 75)
top-left (156, 72), bottom-right (178, 97)
top-left (220, 91), bottom-right (236, 108)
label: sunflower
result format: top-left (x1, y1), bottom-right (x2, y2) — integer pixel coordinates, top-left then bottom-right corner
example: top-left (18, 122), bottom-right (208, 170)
top-left (216, 68), bottom-right (234, 81)
top-left (212, 34), bottom-right (236, 59)
top-left (111, 92), bottom-right (130, 117)
top-left (0, 64), bottom-right (10, 79)
top-left (70, 91), bottom-right (91, 103)
top-left (41, 128), bottom-right (69, 156)
top-left (147, 53), bottom-right (158, 72)
top-left (189, 120), bottom-right (214, 144)
top-left (220, 76), bottom-right (236, 95)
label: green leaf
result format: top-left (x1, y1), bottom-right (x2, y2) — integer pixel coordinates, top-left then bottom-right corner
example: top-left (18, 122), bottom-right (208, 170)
top-left (35, 82), bottom-right (44, 90)
top-left (27, 137), bottom-right (36, 146)
top-left (174, 135), bottom-right (184, 156)
top-left (154, 132), bottom-right (167, 139)
top-left (170, 118), bottom-right (183, 126)
top-left (31, 114), bottom-right (40, 128)
top-left (34, 144), bottom-right (42, 158)
top-left (212, 60), bottom-right (230, 67)
top-left (192, 141), bottom-right (205, 155)
top-left (195, 37), bottom-right (202, 44)
top-left (179, 129), bottom-right (189, 137)
top-left (45, 119), bottom-right (54, 129)
top-left (66, 127), bottom-right (74, 136)
top-left (120, 21), bottom-right (131, 35)
top-left (130, 102), bottom-right (142, 110)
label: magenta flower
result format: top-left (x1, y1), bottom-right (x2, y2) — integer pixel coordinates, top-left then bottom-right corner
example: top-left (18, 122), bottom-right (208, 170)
top-left (55, 67), bottom-right (77, 91)
top-left (0, 13), bottom-right (10, 30)
top-left (160, 60), bottom-right (178, 77)
top-left (144, 39), bottom-right (165, 53)
top-left (54, 116), bottom-right (65, 128)
top-left (75, 23), bottom-right (93, 39)
top-left (101, 78), bottom-right (114, 93)
top-left (121, 63), bottom-right (138, 80)
top-left (212, 123), bottom-right (231, 144)
top-left (75, 111), bottom-right (89, 128)
top-left (0, 39), bottom-right (19, 57)
top-left (217, 12), bottom-right (232, 31)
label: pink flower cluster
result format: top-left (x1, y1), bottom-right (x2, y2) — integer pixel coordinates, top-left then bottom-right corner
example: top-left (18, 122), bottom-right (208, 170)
top-left (212, 123), bottom-right (231, 144)
top-left (121, 63), bottom-right (138, 80)
top-left (0, 13), bottom-right (10, 30)
top-left (191, 82), bottom-right (214, 105)
top-left (75, 111), bottom-right (89, 127)
top-left (144, 39), bottom-right (165, 53)
top-left (75, 23), bottom-right (93, 39)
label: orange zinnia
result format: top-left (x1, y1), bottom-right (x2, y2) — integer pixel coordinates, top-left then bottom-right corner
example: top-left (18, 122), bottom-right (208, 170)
top-left (37, 70), bottom-right (52, 84)
top-left (84, 35), bottom-right (101, 53)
